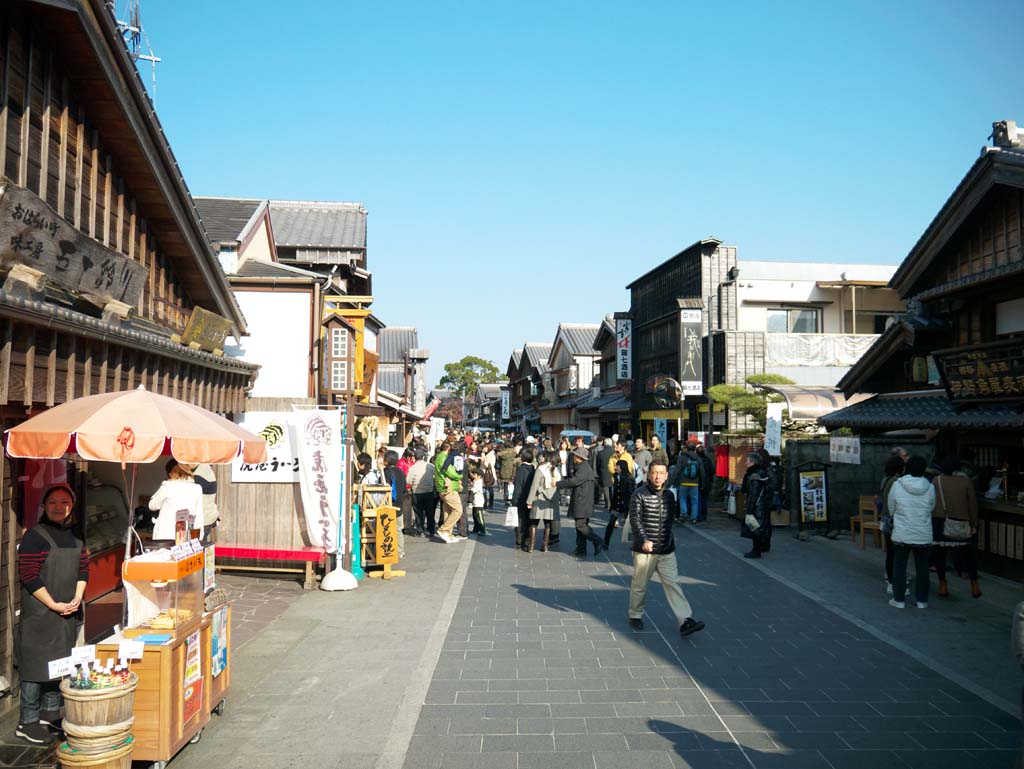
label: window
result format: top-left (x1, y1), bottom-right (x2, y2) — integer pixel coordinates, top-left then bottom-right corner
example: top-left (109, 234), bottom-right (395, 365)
top-left (766, 308), bottom-right (820, 333)
top-left (842, 311), bottom-right (891, 334)
top-left (331, 328), bottom-right (347, 357)
top-left (331, 360), bottom-right (347, 391)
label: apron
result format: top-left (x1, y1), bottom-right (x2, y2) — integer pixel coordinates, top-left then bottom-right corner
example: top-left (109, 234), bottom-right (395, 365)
top-left (17, 525), bottom-right (82, 682)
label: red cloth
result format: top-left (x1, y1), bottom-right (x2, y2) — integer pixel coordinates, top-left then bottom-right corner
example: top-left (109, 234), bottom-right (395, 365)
top-left (715, 444), bottom-right (730, 478)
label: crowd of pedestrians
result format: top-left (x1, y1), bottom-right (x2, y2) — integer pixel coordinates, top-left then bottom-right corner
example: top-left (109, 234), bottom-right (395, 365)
top-left (353, 427), bottom-right (716, 638)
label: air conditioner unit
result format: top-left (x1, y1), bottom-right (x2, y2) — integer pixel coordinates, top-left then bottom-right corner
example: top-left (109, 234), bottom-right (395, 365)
top-left (992, 120), bottom-right (1022, 148)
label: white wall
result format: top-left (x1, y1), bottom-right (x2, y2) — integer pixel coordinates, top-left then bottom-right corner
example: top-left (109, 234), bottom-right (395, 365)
top-left (230, 291), bottom-right (311, 397)
top-left (736, 267), bottom-right (903, 334)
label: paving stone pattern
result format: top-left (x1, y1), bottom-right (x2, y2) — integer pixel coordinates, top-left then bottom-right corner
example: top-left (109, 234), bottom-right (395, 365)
top-left (403, 514), bottom-right (1022, 769)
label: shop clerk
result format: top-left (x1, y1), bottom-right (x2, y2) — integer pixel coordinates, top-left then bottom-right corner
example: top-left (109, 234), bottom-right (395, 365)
top-left (16, 483), bottom-right (89, 745)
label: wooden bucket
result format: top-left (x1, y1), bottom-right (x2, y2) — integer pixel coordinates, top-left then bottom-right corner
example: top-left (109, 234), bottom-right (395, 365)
top-left (56, 736), bottom-right (134, 769)
top-left (59, 674), bottom-right (138, 727)
top-left (62, 717), bottom-right (134, 755)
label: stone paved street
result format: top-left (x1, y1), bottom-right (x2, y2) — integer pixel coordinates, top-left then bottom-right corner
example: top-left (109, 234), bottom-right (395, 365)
top-left (402, 510), bottom-right (1022, 769)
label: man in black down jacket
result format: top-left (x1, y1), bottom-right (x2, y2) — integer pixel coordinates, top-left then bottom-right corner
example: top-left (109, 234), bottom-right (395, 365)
top-left (596, 439), bottom-right (615, 509)
top-left (627, 460), bottom-right (705, 636)
top-left (556, 447), bottom-right (604, 557)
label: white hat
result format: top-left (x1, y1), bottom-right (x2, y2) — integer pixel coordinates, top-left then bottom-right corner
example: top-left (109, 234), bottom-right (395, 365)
top-left (525, 436), bottom-right (537, 444)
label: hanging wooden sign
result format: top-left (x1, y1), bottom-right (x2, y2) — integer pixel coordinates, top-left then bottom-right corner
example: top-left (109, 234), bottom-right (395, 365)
top-left (173, 306), bottom-right (233, 354)
top-left (0, 179), bottom-right (148, 307)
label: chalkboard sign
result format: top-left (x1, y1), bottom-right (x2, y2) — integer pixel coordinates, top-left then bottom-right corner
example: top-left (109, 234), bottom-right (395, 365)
top-left (0, 179), bottom-right (148, 307)
top-left (934, 339), bottom-right (1024, 404)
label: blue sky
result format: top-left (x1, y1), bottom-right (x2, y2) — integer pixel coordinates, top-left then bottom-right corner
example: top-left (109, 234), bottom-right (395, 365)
top-left (137, 0), bottom-right (1022, 387)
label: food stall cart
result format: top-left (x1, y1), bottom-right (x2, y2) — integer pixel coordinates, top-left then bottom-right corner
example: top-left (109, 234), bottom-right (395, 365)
top-left (96, 548), bottom-right (231, 769)
top-left (4, 386), bottom-right (263, 769)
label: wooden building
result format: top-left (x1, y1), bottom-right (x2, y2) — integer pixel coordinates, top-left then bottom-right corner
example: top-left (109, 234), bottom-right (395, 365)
top-left (822, 123), bottom-right (1024, 578)
top-left (0, 0), bottom-right (258, 710)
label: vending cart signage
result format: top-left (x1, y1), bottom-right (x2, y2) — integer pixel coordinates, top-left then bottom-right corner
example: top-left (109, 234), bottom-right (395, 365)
top-left (182, 630), bottom-right (203, 724)
top-left (211, 606), bottom-right (228, 678)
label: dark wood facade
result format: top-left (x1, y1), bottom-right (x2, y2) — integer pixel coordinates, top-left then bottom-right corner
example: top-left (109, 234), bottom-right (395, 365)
top-left (829, 140), bottom-right (1024, 578)
top-left (0, 0), bottom-right (258, 711)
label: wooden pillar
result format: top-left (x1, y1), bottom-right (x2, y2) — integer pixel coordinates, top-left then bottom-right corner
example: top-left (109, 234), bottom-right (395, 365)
top-left (23, 328), bottom-right (36, 407)
top-left (0, 320), bottom-right (11, 406)
top-left (45, 330), bottom-right (57, 406)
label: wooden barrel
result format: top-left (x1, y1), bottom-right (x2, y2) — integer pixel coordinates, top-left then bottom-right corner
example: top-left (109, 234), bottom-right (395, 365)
top-left (59, 674), bottom-right (138, 727)
top-left (62, 717), bottom-right (134, 755)
top-left (56, 736), bottom-right (134, 769)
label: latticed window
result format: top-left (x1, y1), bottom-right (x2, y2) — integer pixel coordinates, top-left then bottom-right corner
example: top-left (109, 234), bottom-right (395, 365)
top-left (332, 328), bottom-right (348, 357)
top-left (332, 360), bottom-right (348, 390)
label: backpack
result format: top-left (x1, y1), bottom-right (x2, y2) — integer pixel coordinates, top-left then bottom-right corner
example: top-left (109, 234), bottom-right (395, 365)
top-left (682, 457), bottom-right (700, 481)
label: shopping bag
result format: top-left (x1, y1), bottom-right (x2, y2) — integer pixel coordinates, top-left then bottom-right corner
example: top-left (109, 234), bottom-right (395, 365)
top-left (620, 516), bottom-right (632, 544)
top-left (727, 494), bottom-right (736, 516)
top-left (504, 506), bottom-right (518, 527)
top-left (744, 513), bottom-right (760, 532)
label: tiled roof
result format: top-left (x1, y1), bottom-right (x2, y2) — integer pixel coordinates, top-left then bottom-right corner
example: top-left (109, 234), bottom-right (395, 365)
top-left (523, 343), bottom-right (552, 369)
top-left (379, 327), bottom-right (419, 363)
top-left (558, 324), bottom-right (600, 356)
top-left (194, 197), bottom-right (262, 244)
top-left (269, 200), bottom-right (366, 248)
top-left (378, 364), bottom-right (406, 396)
top-left (231, 259), bottom-right (320, 279)
top-left (819, 390), bottom-right (1024, 431)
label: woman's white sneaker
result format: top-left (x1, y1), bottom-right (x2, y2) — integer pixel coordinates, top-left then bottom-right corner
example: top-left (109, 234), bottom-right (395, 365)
top-left (888, 598), bottom-right (906, 609)
top-left (916, 602), bottom-right (928, 609)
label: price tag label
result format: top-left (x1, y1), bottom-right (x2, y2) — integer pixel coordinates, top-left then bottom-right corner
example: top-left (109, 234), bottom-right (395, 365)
top-left (118, 639), bottom-right (144, 660)
top-left (189, 539), bottom-right (203, 554)
top-left (48, 656), bottom-right (73, 679)
top-left (170, 544), bottom-right (188, 561)
top-left (70, 645), bottom-right (96, 664)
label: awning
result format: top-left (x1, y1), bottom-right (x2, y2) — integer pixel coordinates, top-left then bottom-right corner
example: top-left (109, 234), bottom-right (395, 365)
top-left (578, 391), bottom-right (628, 413)
top-left (761, 385), bottom-right (872, 421)
top-left (597, 395), bottom-right (630, 414)
top-left (819, 390), bottom-right (1024, 431)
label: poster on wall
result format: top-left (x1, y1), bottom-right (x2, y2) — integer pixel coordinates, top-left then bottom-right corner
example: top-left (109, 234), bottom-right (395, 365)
top-left (679, 309), bottom-right (703, 395)
top-left (204, 545), bottom-right (216, 592)
top-left (615, 318), bottom-right (632, 381)
top-left (828, 436), bottom-right (861, 465)
top-left (232, 411), bottom-right (301, 483)
top-left (501, 389), bottom-right (510, 420)
top-left (798, 470), bottom-right (828, 523)
top-left (182, 630), bottom-right (203, 724)
top-left (293, 409), bottom-right (343, 554)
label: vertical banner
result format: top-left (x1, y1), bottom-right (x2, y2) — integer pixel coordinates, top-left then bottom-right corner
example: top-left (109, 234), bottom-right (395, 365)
top-left (654, 419), bottom-right (668, 447)
top-left (679, 309), bottom-right (703, 395)
top-left (501, 389), bottom-right (510, 420)
top-left (798, 470), bottom-right (828, 523)
top-left (615, 318), bottom-right (632, 381)
top-left (294, 409), bottom-right (343, 553)
top-left (764, 402), bottom-right (783, 456)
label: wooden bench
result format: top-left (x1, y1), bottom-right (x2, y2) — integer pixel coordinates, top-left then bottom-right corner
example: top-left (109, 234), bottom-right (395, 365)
top-left (214, 545), bottom-right (324, 590)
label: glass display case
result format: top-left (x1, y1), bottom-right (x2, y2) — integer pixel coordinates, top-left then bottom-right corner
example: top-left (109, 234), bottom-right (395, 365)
top-left (84, 484), bottom-right (130, 555)
top-left (122, 550), bottom-right (205, 638)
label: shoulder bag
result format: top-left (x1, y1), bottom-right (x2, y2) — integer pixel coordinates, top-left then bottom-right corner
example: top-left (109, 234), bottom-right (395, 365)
top-left (937, 478), bottom-right (971, 541)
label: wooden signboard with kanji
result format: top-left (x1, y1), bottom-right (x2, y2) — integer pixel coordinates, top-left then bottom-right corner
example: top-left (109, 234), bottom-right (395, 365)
top-left (0, 179), bottom-right (148, 307)
top-left (173, 306), bottom-right (233, 355)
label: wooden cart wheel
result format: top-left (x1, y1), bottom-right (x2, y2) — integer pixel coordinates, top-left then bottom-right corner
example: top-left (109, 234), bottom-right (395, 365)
top-left (189, 728), bottom-right (203, 745)
top-left (214, 699), bottom-right (226, 716)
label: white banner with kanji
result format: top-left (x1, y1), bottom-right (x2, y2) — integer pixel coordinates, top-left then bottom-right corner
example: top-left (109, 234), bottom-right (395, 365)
top-left (293, 409), bottom-right (343, 553)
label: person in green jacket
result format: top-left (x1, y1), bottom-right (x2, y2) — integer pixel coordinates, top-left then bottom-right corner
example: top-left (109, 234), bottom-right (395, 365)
top-left (433, 442), bottom-right (466, 543)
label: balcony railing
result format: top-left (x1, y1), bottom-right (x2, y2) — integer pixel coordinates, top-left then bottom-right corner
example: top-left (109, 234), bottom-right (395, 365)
top-left (764, 333), bottom-right (878, 367)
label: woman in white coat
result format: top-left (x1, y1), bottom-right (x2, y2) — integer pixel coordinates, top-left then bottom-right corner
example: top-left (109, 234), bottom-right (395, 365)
top-left (149, 461), bottom-right (204, 542)
top-left (887, 455), bottom-right (935, 609)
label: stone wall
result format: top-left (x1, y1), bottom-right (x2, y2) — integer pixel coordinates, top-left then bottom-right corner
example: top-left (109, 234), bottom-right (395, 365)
top-left (782, 437), bottom-right (934, 530)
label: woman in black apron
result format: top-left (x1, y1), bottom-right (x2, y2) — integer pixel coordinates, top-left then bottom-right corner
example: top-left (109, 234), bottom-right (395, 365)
top-left (16, 483), bottom-right (88, 744)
